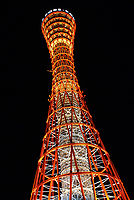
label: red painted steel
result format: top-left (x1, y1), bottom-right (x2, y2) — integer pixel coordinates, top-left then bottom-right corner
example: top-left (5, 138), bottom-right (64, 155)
top-left (30, 9), bottom-right (130, 200)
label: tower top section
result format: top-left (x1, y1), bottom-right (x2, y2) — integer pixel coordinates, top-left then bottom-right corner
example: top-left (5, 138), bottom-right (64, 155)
top-left (41, 9), bottom-right (76, 55)
top-left (42, 9), bottom-right (75, 21)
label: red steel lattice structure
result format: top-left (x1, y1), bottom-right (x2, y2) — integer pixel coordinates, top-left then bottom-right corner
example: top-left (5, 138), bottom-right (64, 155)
top-left (30, 9), bottom-right (130, 200)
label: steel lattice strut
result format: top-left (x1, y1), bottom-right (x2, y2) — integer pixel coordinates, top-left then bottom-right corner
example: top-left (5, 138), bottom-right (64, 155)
top-left (30, 9), bottom-right (130, 200)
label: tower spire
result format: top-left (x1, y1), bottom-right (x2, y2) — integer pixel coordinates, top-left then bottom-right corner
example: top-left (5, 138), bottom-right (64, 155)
top-left (30, 9), bottom-right (130, 200)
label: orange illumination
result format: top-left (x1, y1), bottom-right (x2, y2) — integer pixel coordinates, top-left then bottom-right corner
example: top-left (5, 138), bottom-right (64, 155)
top-left (30, 9), bottom-right (130, 200)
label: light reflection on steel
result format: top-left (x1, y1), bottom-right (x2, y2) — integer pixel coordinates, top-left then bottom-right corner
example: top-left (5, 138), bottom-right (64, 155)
top-left (30, 9), bottom-right (130, 200)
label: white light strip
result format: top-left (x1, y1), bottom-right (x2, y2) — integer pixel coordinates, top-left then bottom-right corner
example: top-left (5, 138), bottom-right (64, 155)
top-left (44, 9), bottom-right (75, 20)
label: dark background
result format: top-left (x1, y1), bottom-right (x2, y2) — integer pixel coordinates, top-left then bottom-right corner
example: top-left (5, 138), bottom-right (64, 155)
top-left (2, 1), bottom-right (134, 199)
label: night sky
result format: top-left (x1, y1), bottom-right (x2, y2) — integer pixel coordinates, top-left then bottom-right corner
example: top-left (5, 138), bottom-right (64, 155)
top-left (3, 2), bottom-right (134, 199)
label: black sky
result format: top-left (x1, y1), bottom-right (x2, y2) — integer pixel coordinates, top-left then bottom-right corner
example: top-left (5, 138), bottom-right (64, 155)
top-left (2, 1), bottom-right (134, 199)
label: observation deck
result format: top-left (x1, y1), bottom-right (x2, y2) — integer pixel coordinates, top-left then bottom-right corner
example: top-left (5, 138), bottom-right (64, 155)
top-left (41, 9), bottom-right (76, 56)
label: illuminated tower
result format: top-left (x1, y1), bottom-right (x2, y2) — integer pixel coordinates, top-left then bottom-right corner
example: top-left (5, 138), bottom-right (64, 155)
top-left (30, 9), bottom-right (130, 200)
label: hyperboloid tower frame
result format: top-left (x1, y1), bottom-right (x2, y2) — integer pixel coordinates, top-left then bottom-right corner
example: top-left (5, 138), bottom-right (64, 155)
top-left (30, 9), bottom-right (130, 200)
